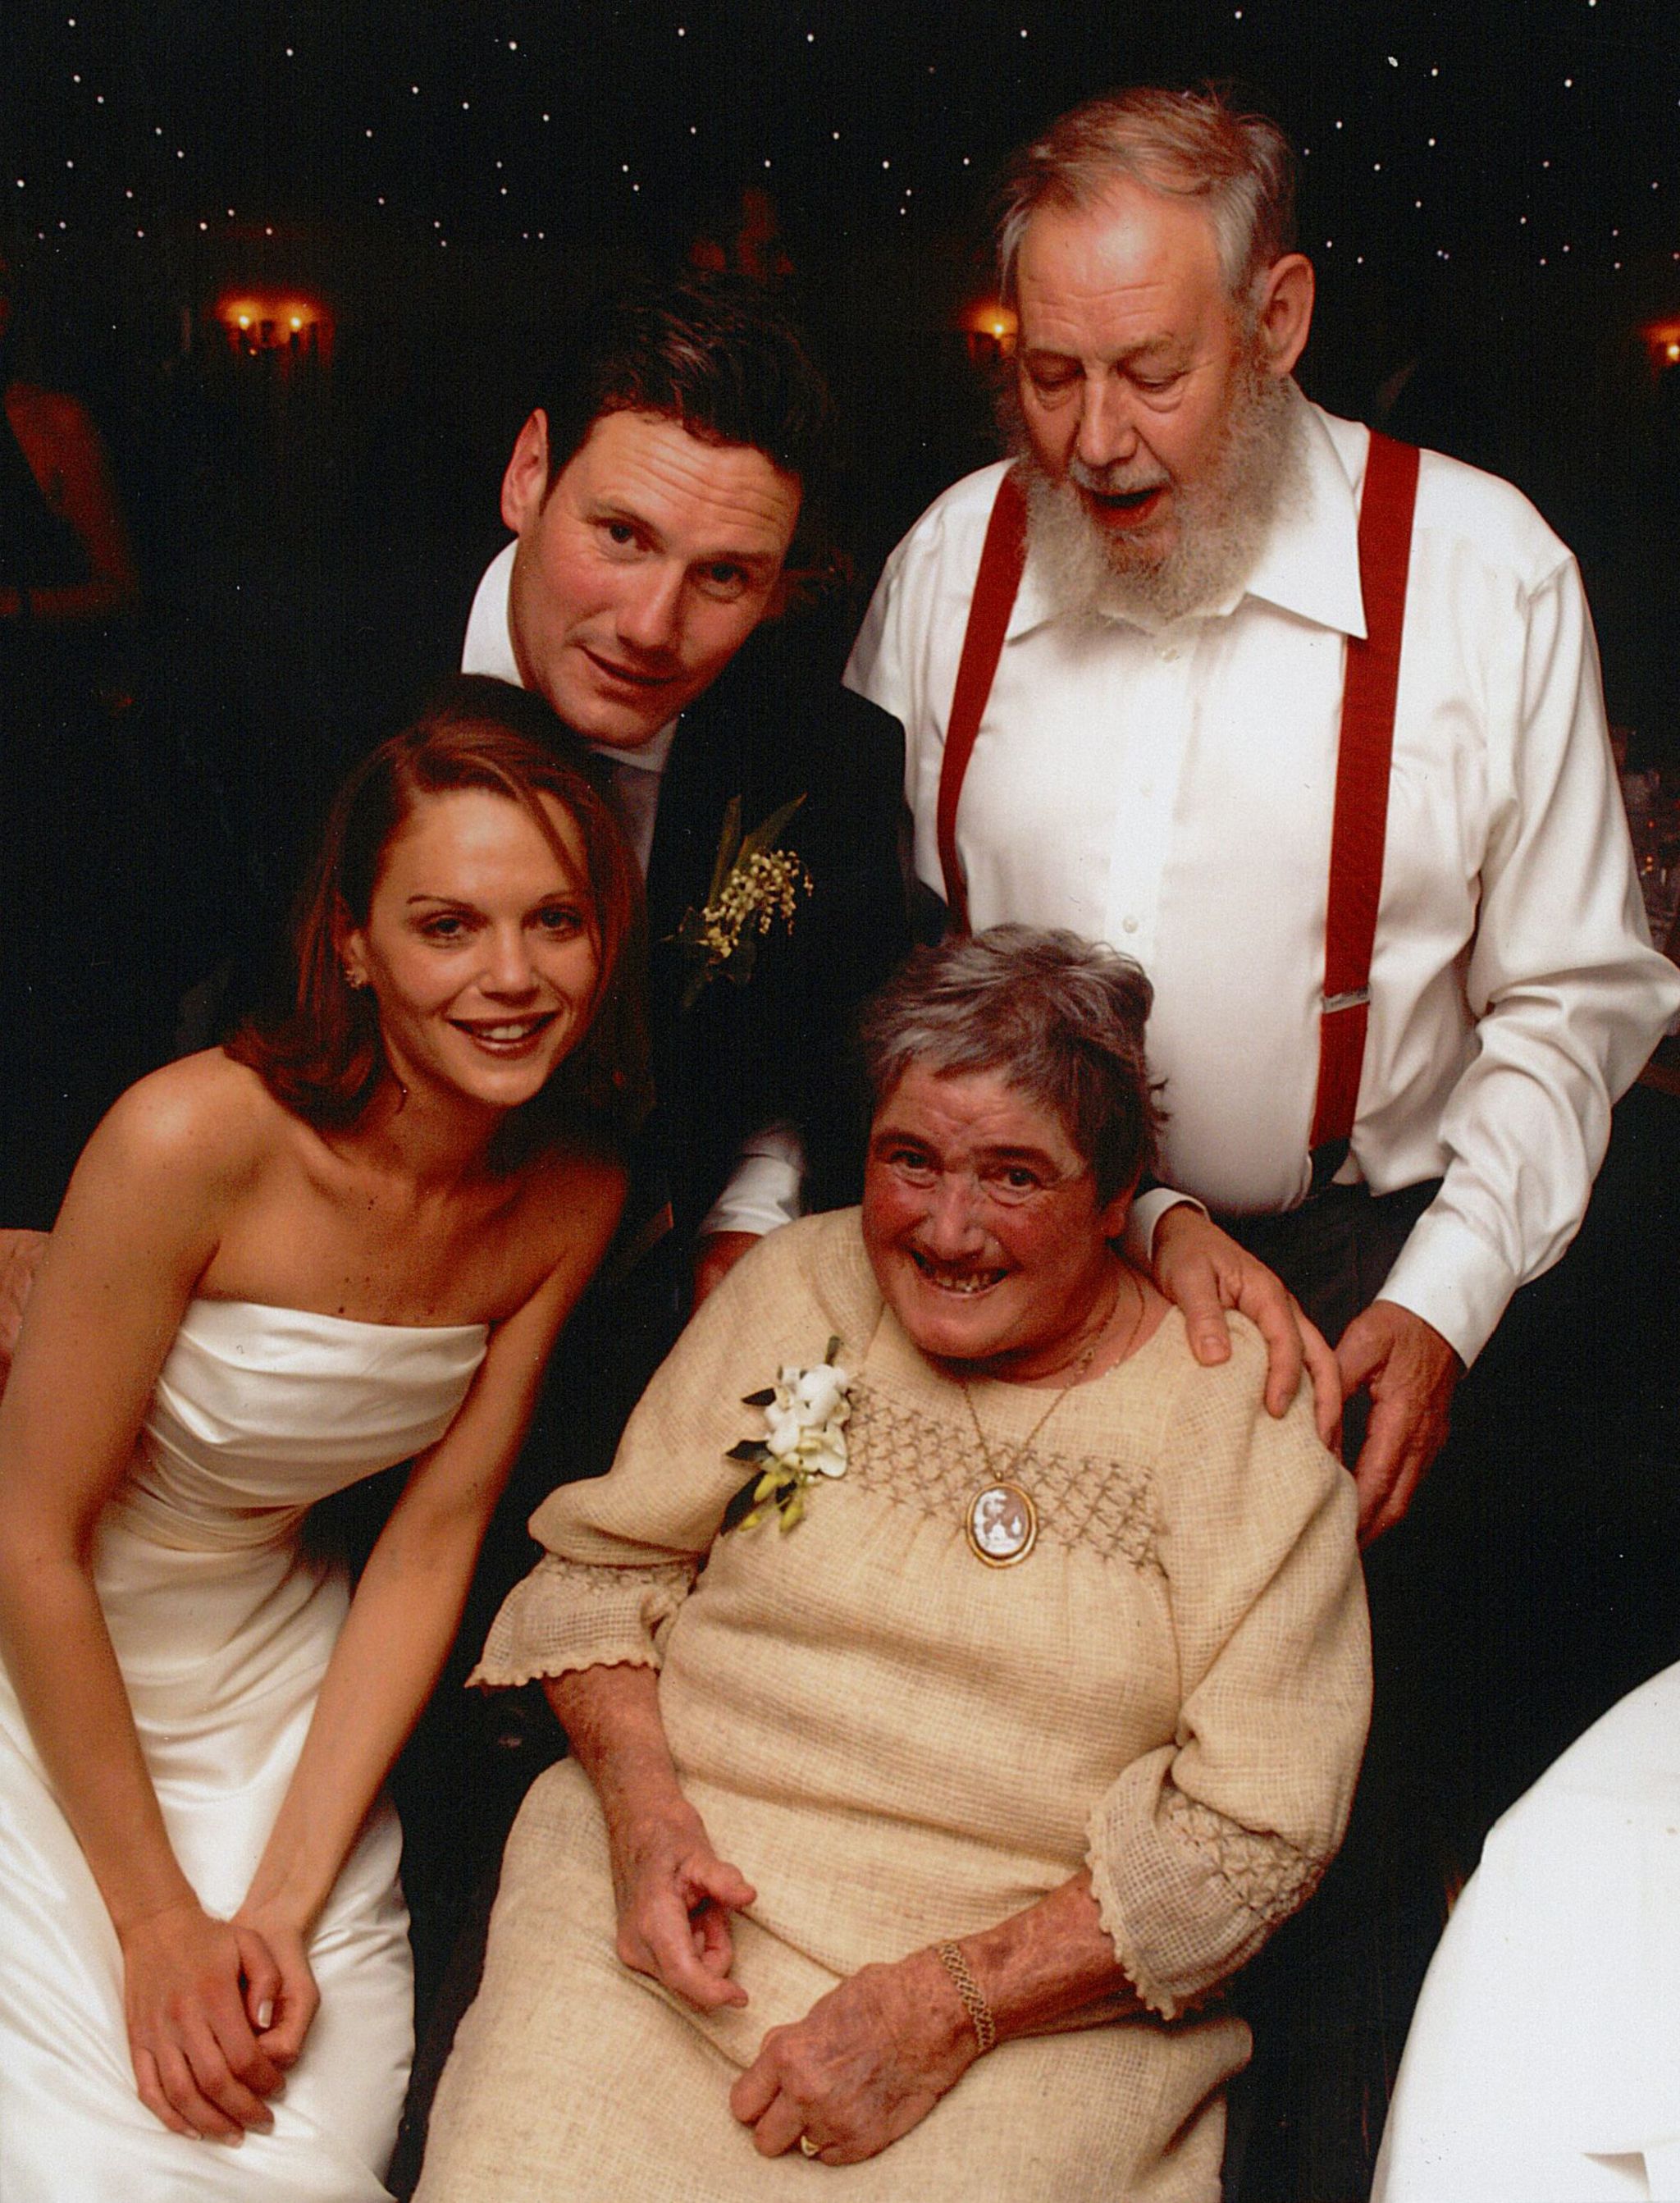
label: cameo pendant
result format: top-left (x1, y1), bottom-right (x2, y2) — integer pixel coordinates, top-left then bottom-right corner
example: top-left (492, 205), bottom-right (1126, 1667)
top-left (965, 1481), bottom-right (1038, 1566)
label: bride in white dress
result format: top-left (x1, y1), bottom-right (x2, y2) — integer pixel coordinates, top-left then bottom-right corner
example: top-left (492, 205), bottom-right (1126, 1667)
top-left (0, 676), bottom-right (646, 2200)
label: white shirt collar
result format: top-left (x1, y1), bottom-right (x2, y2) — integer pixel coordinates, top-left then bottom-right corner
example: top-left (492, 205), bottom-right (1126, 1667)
top-left (461, 540), bottom-right (523, 685)
top-left (459, 537), bottom-right (679, 776)
top-left (1008, 393), bottom-right (1367, 647)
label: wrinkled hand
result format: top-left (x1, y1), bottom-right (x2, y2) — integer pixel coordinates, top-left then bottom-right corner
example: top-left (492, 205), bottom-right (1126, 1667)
top-left (692, 1232), bottom-right (760, 1310)
top-left (1336, 1299), bottom-right (1462, 1543)
top-left (731, 1949), bottom-right (975, 2164)
top-left (1150, 1207), bottom-right (1342, 1450)
top-left (0, 1227), bottom-right (49, 1394)
top-left (610, 1800), bottom-right (757, 2012)
top-left (120, 1897), bottom-right (292, 2141)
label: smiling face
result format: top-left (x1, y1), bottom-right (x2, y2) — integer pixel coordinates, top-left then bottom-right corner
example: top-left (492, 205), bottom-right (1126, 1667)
top-left (1011, 181), bottom-right (1311, 621)
top-left (861, 1064), bottom-right (1134, 1383)
top-left (340, 787), bottom-right (600, 1117)
top-left (499, 408), bottom-right (803, 748)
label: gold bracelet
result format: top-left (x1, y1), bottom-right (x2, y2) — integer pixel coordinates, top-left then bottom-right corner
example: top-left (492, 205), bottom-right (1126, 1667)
top-left (934, 1940), bottom-right (997, 2056)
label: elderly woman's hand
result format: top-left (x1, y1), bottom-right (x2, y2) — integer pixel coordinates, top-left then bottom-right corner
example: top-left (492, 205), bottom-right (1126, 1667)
top-left (730, 1949), bottom-right (978, 2164)
top-left (609, 1793), bottom-right (759, 2013)
top-left (543, 1662), bottom-right (759, 2013)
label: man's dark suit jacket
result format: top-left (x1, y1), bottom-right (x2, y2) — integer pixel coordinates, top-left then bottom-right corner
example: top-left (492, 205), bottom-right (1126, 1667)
top-left (641, 620), bottom-right (909, 1243)
top-left (495, 615), bottom-right (908, 1533)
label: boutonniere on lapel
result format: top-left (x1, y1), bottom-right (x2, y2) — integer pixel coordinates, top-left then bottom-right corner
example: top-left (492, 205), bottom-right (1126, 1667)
top-left (673, 794), bottom-right (813, 1012)
top-left (721, 1337), bottom-right (852, 1534)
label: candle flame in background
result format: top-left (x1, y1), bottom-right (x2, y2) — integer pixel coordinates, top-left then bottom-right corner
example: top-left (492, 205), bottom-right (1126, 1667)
top-left (1641, 319), bottom-right (1680, 370)
top-left (957, 299), bottom-right (1019, 361)
top-left (217, 293), bottom-right (331, 354)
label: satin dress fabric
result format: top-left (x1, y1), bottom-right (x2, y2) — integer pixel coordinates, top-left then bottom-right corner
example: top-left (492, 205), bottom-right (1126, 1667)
top-left (0, 1299), bottom-right (486, 2201)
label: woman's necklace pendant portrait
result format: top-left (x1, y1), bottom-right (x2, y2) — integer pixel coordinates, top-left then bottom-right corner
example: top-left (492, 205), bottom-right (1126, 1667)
top-left (964, 1479), bottom-right (1039, 1566)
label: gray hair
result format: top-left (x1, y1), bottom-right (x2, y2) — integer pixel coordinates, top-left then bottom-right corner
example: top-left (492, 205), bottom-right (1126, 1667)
top-left (859, 928), bottom-right (1163, 1202)
top-left (997, 87), bottom-right (1299, 311)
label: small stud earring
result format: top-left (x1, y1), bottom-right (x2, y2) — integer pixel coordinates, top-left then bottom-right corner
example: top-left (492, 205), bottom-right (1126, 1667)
top-left (344, 966), bottom-right (367, 990)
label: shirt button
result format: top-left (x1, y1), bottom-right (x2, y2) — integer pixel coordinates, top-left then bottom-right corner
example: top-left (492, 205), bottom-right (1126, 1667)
top-left (1138, 781), bottom-right (1154, 800)
top-left (1121, 916), bottom-right (1139, 935)
top-left (1158, 643), bottom-right (1180, 662)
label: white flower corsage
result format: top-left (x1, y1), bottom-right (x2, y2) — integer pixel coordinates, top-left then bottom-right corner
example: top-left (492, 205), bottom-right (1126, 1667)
top-left (723, 1336), bottom-right (852, 1533)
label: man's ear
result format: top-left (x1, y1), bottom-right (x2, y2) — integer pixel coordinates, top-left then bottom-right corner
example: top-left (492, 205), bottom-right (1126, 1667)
top-left (500, 410), bottom-right (552, 534)
top-left (1253, 254), bottom-right (1315, 381)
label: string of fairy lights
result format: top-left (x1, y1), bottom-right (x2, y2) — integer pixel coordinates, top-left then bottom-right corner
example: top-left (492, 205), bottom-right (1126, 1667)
top-left (8, 1), bottom-right (1679, 283)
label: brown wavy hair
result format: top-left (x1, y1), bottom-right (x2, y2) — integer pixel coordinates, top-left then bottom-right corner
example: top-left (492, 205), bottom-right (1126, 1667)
top-left (228, 676), bottom-right (651, 1148)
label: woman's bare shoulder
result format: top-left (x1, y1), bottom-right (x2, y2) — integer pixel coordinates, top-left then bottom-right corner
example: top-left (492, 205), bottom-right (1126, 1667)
top-left (512, 1136), bottom-right (629, 1258)
top-left (78, 1052), bottom-right (293, 1197)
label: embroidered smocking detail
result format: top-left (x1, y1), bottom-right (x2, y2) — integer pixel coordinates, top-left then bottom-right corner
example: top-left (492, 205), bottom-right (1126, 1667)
top-left (1162, 1789), bottom-right (1326, 1927)
top-left (844, 1385), bottom-right (1161, 1569)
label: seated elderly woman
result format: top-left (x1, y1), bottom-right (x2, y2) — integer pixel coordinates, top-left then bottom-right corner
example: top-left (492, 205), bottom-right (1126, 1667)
top-left (418, 927), bottom-right (1369, 2203)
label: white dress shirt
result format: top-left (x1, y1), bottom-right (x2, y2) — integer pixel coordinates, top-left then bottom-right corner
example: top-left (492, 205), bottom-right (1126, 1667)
top-left (462, 542), bottom-right (803, 1240)
top-left (846, 401), bottom-right (1679, 1364)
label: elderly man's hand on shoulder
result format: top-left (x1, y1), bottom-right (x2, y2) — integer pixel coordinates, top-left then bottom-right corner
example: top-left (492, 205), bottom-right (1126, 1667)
top-left (1149, 1205), bottom-right (1344, 1449)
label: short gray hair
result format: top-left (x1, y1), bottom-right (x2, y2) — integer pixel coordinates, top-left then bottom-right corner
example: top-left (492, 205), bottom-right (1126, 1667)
top-left (859, 927), bottom-right (1163, 1202)
top-left (997, 87), bottom-right (1299, 310)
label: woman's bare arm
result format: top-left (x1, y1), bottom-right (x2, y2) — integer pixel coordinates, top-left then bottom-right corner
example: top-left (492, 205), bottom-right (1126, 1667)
top-left (233, 1161), bottom-right (624, 2043)
top-left (0, 1072), bottom-right (286, 2140)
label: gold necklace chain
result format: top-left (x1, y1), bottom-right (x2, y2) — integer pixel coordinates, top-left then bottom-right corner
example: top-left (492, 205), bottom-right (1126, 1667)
top-left (958, 1268), bottom-right (1142, 1485)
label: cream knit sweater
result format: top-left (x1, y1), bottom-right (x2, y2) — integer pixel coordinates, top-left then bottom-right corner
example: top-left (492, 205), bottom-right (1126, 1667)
top-left (434, 1210), bottom-right (1369, 2201)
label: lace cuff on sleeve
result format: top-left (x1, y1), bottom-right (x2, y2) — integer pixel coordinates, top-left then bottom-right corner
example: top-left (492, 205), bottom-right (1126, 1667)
top-left (1085, 1762), bottom-right (1331, 2021)
top-left (468, 1552), bottom-right (696, 1690)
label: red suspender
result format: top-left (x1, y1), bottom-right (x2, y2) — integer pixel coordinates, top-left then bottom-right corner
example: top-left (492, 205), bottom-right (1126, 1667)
top-left (1308, 430), bottom-right (1421, 1150)
top-left (937, 429), bottom-right (1420, 1162)
top-left (935, 467), bottom-right (1027, 930)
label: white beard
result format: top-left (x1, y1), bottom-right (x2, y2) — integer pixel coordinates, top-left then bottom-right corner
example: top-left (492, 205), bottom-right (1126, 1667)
top-left (1010, 367), bottom-right (1308, 629)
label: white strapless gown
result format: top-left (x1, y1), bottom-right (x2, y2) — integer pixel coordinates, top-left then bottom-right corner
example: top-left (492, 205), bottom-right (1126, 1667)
top-left (0, 1299), bottom-right (486, 2202)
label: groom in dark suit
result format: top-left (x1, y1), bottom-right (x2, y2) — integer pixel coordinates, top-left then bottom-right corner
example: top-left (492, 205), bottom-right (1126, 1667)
top-left (459, 272), bottom-right (906, 1509)
top-left (385, 284), bottom-right (906, 2144)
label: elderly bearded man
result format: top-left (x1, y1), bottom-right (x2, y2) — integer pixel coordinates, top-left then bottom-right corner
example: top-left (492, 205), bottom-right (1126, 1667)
top-left (847, 88), bottom-right (1678, 1540)
top-left (845, 87), bottom-right (1680, 2199)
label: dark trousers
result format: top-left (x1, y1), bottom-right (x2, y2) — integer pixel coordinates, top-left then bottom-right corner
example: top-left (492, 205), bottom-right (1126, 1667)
top-left (1222, 1123), bottom-right (1680, 2200)
top-left (1220, 1179), bottom-right (1449, 2203)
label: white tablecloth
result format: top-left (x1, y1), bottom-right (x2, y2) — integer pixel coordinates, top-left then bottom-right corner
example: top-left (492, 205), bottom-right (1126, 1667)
top-left (1373, 1660), bottom-right (1680, 2202)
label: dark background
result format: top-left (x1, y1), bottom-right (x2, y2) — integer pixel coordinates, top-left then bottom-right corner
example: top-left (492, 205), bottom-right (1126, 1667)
top-left (5, 0), bottom-right (1680, 921)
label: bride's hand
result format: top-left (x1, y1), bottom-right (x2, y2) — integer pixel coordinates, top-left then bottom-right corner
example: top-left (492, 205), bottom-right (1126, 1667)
top-left (120, 1897), bottom-right (290, 2140)
top-left (234, 1905), bottom-right (320, 2068)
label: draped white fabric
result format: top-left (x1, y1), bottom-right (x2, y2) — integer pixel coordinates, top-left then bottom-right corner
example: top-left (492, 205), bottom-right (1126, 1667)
top-left (1374, 1661), bottom-right (1680, 2202)
top-left (0, 1299), bottom-right (485, 2201)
